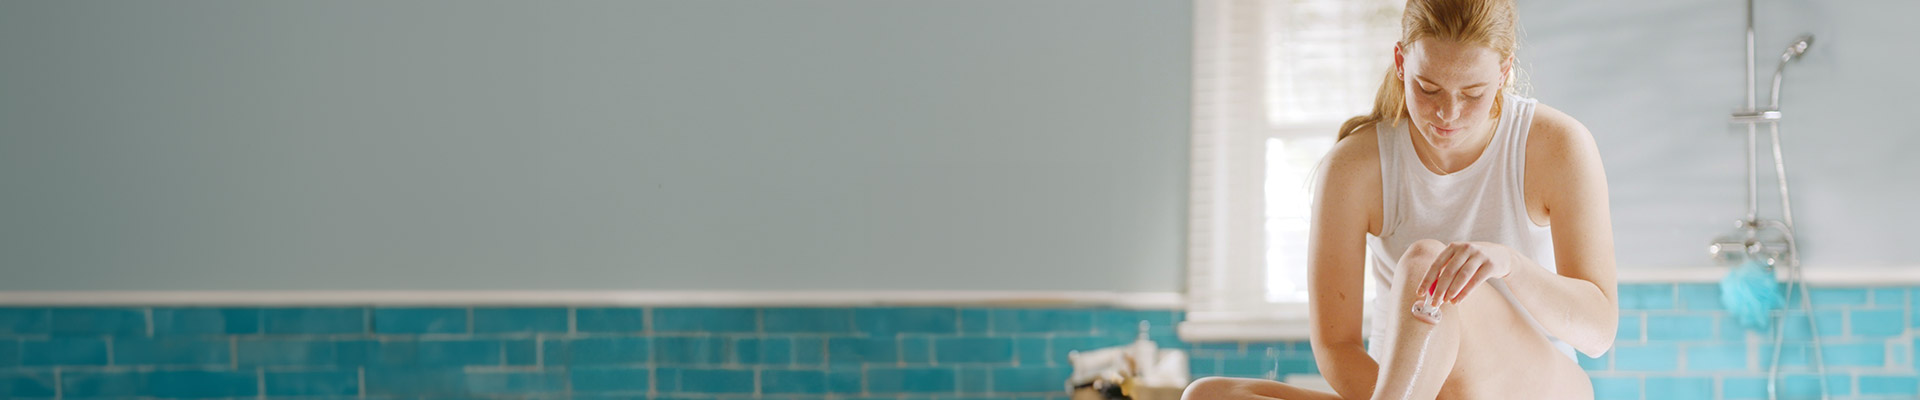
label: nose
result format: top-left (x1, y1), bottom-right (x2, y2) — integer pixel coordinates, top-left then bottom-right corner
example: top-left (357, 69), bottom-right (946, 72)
top-left (1433, 95), bottom-right (1463, 124)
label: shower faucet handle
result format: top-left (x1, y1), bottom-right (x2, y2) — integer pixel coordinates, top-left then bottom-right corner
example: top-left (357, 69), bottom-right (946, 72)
top-left (1708, 239), bottom-right (1787, 257)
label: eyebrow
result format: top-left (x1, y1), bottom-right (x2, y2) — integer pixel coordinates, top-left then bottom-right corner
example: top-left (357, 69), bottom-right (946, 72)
top-left (1413, 75), bottom-right (1492, 90)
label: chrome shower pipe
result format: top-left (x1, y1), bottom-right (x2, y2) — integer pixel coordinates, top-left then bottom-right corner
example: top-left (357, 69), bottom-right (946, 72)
top-left (1744, 0), bottom-right (1758, 224)
top-left (1767, 34), bottom-right (1814, 228)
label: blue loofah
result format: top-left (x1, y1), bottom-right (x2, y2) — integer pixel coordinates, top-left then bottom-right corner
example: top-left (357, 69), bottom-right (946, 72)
top-left (1720, 259), bottom-right (1784, 331)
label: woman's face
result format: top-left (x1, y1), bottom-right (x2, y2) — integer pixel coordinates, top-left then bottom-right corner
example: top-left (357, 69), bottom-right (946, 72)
top-left (1395, 38), bottom-right (1511, 150)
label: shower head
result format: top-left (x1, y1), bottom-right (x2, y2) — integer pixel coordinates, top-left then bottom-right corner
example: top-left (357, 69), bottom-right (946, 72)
top-left (1779, 34), bottom-right (1815, 63)
top-left (1767, 34), bottom-right (1816, 109)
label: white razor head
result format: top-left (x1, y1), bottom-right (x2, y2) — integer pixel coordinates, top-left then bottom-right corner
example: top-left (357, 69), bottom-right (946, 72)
top-left (1411, 302), bottom-right (1443, 322)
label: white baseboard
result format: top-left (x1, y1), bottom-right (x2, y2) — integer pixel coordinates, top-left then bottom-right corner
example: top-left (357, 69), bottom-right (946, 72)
top-left (1618, 265), bottom-right (1920, 285)
top-left (0, 290), bottom-right (1188, 308)
top-left (0, 266), bottom-right (1913, 306)
top-left (1283, 374), bottom-right (1336, 393)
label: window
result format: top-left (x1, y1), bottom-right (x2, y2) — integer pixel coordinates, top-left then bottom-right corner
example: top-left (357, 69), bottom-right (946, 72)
top-left (1263, 135), bottom-right (1336, 304)
top-left (1180, 0), bottom-right (1404, 342)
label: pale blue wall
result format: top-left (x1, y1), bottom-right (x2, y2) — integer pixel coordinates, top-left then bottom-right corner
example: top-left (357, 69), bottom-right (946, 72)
top-left (0, 0), bottom-right (1911, 291)
top-left (1516, 0), bottom-right (1920, 269)
top-left (0, 0), bottom-right (1193, 290)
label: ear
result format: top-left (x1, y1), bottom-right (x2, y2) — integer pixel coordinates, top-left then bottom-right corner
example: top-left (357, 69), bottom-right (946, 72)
top-left (1501, 56), bottom-right (1514, 82)
top-left (1393, 42), bottom-right (1406, 77)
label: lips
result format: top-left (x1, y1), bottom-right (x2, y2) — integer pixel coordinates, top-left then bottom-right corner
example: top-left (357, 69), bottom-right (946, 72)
top-left (1431, 125), bottom-right (1460, 136)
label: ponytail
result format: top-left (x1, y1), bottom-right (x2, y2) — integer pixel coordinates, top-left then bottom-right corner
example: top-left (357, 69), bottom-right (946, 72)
top-left (1336, 66), bottom-right (1409, 142)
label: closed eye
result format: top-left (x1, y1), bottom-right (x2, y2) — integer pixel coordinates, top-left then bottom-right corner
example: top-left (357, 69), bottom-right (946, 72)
top-left (1414, 75), bottom-right (1495, 96)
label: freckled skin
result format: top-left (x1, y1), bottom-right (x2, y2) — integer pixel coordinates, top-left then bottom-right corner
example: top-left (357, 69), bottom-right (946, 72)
top-left (1396, 38), bottom-right (1509, 175)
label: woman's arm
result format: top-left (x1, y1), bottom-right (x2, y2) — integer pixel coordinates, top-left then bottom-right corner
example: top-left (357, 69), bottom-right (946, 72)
top-left (1506, 107), bottom-right (1620, 357)
top-left (1306, 129), bottom-right (1382, 399)
top-left (1502, 243), bottom-right (1617, 356)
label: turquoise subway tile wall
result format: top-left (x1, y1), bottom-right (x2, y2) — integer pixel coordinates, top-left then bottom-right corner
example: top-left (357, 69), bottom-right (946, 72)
top-left (1, 284), bottom-right (1916, 399)
top-left (1586, 284), bottom-right (1914, 400)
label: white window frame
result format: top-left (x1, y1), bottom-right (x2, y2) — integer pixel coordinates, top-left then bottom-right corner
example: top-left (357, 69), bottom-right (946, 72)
top-left (1179, 0), bottom-right (1399, 342)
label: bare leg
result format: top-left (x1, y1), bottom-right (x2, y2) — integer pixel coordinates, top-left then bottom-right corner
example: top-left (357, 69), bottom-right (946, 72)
top-left (1367, 239), bottom-right (1463, 400)
top-left (1182, 376), bottom-right (1343, 400)
top-left (1183, 239), bottom-right (1464, 400)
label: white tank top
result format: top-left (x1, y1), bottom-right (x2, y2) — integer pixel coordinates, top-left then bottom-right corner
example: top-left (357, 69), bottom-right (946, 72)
top-left (1362, 94), bottom-right (1577, 362)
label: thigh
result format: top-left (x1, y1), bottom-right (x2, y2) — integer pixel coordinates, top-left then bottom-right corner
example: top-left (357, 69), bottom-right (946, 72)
top-left (1436, 283), bottom-right (1594, 400)
top-left (1184, 376), bottom-right (1346, 400)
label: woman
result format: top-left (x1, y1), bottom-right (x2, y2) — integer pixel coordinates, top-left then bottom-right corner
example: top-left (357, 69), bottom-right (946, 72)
top-left (1182, 0), bottom-right (1619, 399)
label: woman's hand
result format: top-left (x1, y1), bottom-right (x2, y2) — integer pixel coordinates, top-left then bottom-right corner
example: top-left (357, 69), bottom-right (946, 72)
top-left (1418, 241), bottom-right (1515, 306)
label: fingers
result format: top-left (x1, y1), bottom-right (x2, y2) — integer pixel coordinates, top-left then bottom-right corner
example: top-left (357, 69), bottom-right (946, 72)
top-left (1453, 259), bottom-right (1499, 303)
top-left (1442, 252), bottom-right (1487, 302)
top-left (1418, 242), bottom-right (1503, 307)
top-left (1429, 243), bottom-right (1472, 306)
top-left (1420, 242), bottom-right (1459, 296)
top-left (1419, 244), bottom-right (1457, 298)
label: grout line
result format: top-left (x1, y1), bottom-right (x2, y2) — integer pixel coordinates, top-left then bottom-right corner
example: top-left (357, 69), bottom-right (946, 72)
top-left (562, 348), bottom-right (574, 398)
top-left (1040, 333), bottom-right (1053, 367)
top-left (986, 308), bottom-right (994, 334)
top-left (1843, 309), bottom-right (1853, 338)
top-left (1678, 340), bottom-right (1689, 371)
top-left (984, 365), bottom-right (994, 396)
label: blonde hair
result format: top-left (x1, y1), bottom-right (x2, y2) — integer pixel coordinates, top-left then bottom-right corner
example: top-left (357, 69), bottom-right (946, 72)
top-left (1336, 0), bottom-right (1519, 141)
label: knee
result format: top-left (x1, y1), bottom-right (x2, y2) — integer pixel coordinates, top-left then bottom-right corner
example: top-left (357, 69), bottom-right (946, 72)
top-left (1182, 376), bottom-right (1240, 400)
top-left (1395, 239), bottom-right (1448, 282)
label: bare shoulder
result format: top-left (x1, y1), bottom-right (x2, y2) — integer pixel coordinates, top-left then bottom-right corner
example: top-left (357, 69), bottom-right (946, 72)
top-left (1526, 103), bottom-right (1600, 158)
top-left (1525, 103), bottom-right (1607, 203)
top-left (1312, 122), bottom-right (1384, 233)
top-left (1318, 123), bottom-right (1382, 188)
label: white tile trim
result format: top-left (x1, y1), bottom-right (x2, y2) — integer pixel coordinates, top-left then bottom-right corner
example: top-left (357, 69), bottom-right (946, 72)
top-left (1617, 265), bottom-right (1920, 285)
top-left (0, 290), bottom-right (1187, 308)
top-left (1177, 318), bottom-right (1314, 342)
top-left (1, 266), bottom-right (1913, 307)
